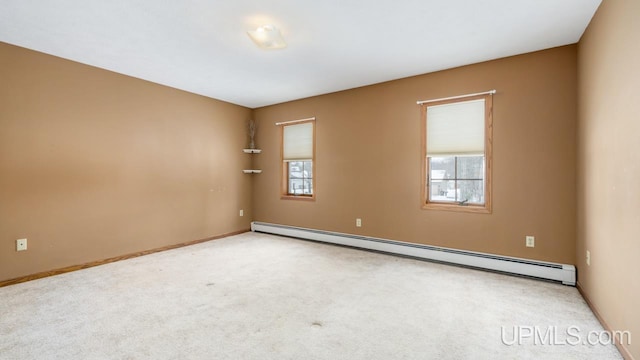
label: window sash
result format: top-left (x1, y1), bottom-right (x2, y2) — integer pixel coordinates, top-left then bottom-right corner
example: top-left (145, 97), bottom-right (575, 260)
top-left (287, 161), bottom-right (313, 196)
top-left (428, 156), bottom-right (485, 205)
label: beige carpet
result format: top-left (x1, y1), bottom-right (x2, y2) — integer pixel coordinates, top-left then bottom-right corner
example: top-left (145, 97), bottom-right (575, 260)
top-left (0, 232), bottom-right (622, 359)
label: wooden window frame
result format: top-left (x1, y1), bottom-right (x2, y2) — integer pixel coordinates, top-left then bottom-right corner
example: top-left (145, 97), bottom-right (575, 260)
top-left (281, 120), bottom-right (316, 201)
top-left (420, 94), bottom-right (493, 214)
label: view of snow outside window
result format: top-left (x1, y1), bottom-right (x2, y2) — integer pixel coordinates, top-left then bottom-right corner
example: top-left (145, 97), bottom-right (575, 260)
top-left (429, 155), bottom-right (484, 204)
top-left (288, 161), bottom-right (313, 195)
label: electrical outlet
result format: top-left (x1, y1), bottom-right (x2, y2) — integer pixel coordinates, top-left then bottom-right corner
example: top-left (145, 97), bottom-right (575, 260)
top-left (525, 236), bottom-right (535, 248)
top-left (16, 238), bottom-right (27, 251)
top-left (586, 250), bottom-right (590, 266)
top-left (356, 218), bottom-right (362, 227)
top-left (239, 209), bottom-right (244, 217)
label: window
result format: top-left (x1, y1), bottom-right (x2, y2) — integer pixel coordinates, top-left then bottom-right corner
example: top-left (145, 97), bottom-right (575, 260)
top-left (420, 94), bottom-right (493, 213)
top-left (281, 120), bottom-right (315, 199)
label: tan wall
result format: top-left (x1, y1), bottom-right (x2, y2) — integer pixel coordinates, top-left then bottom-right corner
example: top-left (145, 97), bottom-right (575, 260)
top-left (577, 0), bottom-right (640, 358)
top-left (0, 42), bottom-right (252, 282)
top-left (253, 46), bottom-right (577, 264)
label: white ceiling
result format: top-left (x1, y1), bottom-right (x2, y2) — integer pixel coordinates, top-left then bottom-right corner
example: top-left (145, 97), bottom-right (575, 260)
top-left (0, 0), bottom-right (601, 108)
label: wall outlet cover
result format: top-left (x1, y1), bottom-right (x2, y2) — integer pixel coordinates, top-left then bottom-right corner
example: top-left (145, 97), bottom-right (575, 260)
top-left (16, 238), bottom-right (27, 251)
top-left (525, 236), bottom-right (535, 248)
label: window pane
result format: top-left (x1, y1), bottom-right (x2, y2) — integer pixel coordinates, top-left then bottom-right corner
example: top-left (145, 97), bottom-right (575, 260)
top-left (429, 157), bottom-right (455, 178)
top-left (429, 157), bottom-right (455, 203)
top-left (429, 178), bottom-right (456, 202)
top-left (456, 156), bottom-right (484, 180)
top-left (288, 179), bottom-right (313, 195)
top-left (429, 156), bottom-right (484, 204)
top-left (303, 161), bottom-right (312, 178)
top-left (289, 179), bottom-right (304, 194)
top-left (288, 161), bottom-right (313, 195)
top-left (457, 180), bottom-right (484, 204)
top-left (305, 179), bottom-right (313, 195)
top-left (289, 162), bottom-right (304, 178)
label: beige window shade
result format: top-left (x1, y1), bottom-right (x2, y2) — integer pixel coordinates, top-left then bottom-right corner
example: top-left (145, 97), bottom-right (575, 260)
top-left (426, 98), bottom-right (485, 156)
top-left (283, 122), bottom-right (313, 161)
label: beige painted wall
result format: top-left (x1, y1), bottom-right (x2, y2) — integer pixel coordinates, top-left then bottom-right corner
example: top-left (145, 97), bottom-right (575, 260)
top-left (253, 46), bottom-right (577, 264)
top-left (577, 0), bottom-right (640, 358)
top-left (0, 42), bottom-right (252, 282)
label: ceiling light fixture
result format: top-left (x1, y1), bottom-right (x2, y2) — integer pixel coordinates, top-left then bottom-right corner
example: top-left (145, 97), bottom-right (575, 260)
top-left (247, 24), bottom-right (287, 50)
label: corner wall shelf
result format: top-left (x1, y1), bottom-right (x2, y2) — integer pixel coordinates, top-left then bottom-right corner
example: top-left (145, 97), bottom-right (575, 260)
top-left (243, 148), bottom-right (262, 174)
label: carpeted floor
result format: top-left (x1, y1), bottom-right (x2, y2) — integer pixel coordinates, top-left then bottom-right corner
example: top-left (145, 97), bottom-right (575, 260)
top-left (0, 232), bottom-right (622, 359)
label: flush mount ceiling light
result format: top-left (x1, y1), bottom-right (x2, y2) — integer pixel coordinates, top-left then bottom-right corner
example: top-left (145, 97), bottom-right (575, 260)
top-left (247, 24), bottom-right (287, 49)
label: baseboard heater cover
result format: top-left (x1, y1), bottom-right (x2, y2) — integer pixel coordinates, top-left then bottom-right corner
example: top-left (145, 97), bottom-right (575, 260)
top-left (251, 222), bottom-right (576, 286)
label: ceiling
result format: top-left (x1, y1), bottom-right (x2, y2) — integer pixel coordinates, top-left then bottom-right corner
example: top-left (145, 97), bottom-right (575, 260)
top-left (0, 1), bottom-right (601, 109)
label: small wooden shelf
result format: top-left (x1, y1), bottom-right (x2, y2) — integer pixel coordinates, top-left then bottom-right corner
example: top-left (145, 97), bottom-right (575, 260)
top-left (243, 170), bottom-right (262, 174)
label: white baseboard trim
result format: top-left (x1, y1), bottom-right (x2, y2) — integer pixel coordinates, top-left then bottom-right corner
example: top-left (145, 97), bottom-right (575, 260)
top-left (251, 221), bottom-right (576, 286)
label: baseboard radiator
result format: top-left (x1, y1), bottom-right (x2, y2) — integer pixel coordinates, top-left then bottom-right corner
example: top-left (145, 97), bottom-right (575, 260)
top-left (251, 222), bottom-right (576, 286)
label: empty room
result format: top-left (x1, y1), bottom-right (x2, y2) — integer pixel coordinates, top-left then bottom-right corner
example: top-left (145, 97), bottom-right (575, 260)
top-left (1, 0), bottom-right (638, 359)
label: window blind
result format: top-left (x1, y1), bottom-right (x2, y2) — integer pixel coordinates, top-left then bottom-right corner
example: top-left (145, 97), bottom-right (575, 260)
top-left (283, 122), bottom-right (313, 161)
top-left (426, 99), bottom-right (485, 156)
